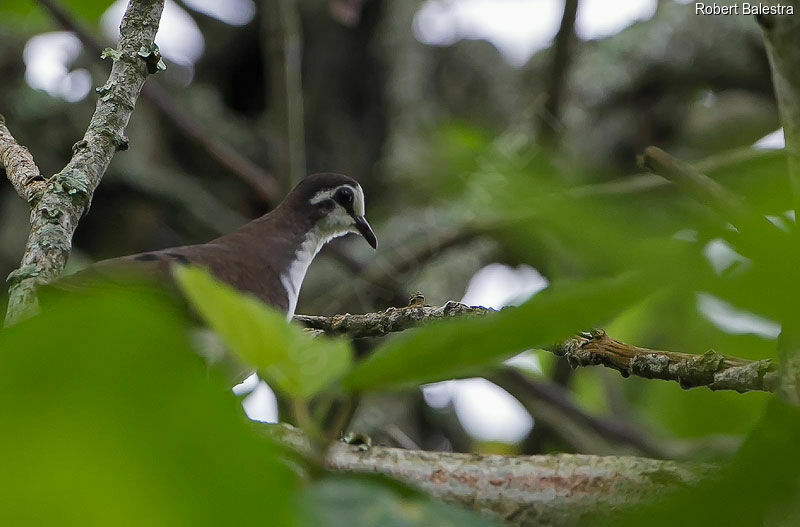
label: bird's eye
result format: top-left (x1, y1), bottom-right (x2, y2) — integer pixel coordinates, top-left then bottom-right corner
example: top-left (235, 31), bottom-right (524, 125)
top-left (334, 187), bottom-right (354, 206)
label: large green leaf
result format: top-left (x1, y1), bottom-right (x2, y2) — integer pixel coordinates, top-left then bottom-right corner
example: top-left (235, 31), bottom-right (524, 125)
top-left (0, 284), bottom-right (296, 526)
top-left (344, 272), bottom-right (653, 391)
top-left (174, 265), bottom-right (353, 399)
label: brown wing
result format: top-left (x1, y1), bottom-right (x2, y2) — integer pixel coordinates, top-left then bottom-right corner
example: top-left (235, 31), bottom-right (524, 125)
top-left (47, 242), bottom-right (290, 313)
top-left (51, 251), bottom-right (185, 293)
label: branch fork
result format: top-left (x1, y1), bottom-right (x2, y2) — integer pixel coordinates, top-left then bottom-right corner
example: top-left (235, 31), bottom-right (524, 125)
top-left (2, 0), bottom-right (167, 325)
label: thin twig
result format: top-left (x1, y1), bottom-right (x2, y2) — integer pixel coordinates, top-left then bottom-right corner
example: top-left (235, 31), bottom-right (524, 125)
top-left (571, 147), bottom-right (784, 198)
top-left (639, 146), bottom-right (748, 221)
top-left (639, 145), bottom-right (787, 256)
top-left (5, 0), bottom-right (166, 324)
top-left (537, 0), bottom-right (579, 145)
top-left (142, 83), bottom-right (280, 203)
top-left (263, 0), bottom-right (306, 194)
top-left (294, 303), bottom-right (777, 393)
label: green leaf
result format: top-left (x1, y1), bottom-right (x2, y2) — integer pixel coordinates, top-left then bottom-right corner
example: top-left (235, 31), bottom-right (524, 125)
top-left (344, 272), bottom-right (653, 391)
top-left (174, 265), bottom-right (353, 399)
top-left (295, 475), bottom-right (499, 527)
top-left (0, 0), bottom-right (115, 24)
top-left (0, 284), bottom-right (296, 526)
top-left (601, 398), bottom-right (800, 527)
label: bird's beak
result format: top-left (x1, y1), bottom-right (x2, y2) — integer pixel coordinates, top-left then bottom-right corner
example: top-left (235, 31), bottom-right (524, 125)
top-left (353, 215), bottom-right (378, 249)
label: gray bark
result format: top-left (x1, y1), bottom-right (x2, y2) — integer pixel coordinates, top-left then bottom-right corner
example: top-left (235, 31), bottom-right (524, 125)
top-left (3, 0), bottom-right (165, 325)
top-left (268, 423), bottom-right (711, 526)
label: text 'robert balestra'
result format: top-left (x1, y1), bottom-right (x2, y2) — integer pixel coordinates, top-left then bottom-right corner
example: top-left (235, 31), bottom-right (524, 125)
top-left (695, 3), bottom-right (795, 15)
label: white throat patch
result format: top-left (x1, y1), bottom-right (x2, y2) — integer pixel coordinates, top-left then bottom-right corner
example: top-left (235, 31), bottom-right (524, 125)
top-left (279, 227), bottom-right (350, 320)
top-left (280, 183), bottom-right (367, 319)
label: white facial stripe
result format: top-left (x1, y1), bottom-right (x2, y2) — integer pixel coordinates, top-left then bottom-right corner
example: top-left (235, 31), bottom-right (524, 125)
top-left (309, 188), bottom-right (337, 204)
top-left (309, 184), bottom-right (366, 216)
top-left (353, 184), bottom-right (365, 216)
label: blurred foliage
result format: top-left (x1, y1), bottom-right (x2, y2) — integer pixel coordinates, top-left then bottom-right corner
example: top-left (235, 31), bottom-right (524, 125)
top-left (0, 285), bottom-right (296, 526)
top-left (598, 398), bottom-right (800, 527)
top-left (0, 282), bottom-right (494, 526)
top-left (428, 120), bottom-right (790, 432)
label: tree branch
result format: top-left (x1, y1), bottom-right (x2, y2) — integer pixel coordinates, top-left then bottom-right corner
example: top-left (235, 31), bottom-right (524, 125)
top-left (294, 303), bottom-right (777, 393)
top-left (4, 0), bottom-right (165, 325)
top-left (141, 83), bottom-right (280, 203)
top-left (571, 148), bottom-right (784, 198)
top-left (537, 0), bottom-right (579, 146)
top-left (263, 0), bottom-right (306, 194)
top-left (0, 115), bottom-right (46, 203)
top-left (556, 329), bottom-right (777, 393)
top-left (37, 0), bottom-right (280, 205)
top-left (113, 160), bottom-right (248, 235)
top-left (267, 423), bottom-right (711, 526)
top-left (639, 146), bottom-right (749, 222)
top-left (638, 145), bottom-right (786, 257)
top-left (294, 301), bottom-right (495, 338)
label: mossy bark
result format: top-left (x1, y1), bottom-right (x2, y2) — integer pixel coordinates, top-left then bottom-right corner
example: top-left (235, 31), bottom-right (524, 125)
top-left (4, 0), bottom-right (165, 325)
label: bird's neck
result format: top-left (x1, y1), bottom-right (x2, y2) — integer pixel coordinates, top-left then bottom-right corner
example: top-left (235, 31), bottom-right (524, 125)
top-left (279, 224), bottom-right (335, 318)
top-left (219, 206), bottom-right (340, 319)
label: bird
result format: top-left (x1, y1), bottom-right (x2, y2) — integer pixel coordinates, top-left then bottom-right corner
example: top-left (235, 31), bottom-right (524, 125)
top-left (56, 173), bottom-right (377, 319)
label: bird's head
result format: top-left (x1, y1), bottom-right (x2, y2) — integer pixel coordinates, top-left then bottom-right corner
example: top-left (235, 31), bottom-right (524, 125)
top-left (288, 173), bottom-right (377, 249)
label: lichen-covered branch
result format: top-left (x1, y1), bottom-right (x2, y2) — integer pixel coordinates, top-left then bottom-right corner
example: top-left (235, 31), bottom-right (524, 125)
top-left (295, 301), bottom-right (494, 338)
top-left (556, 330), bottom-right (777, 393)
top-left (4, 0), bottom-right (165, 325)
top-left (267, 423), bottom-right (711, 526)
top-left (294, 303), bottom-right (777, 393)
top-left (37, 0), bottom-right (280, 205)
top-left (0, 115), bottom-right (46, 203)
